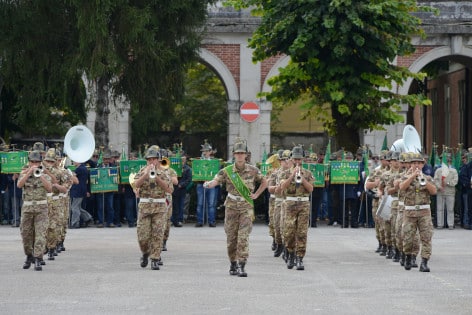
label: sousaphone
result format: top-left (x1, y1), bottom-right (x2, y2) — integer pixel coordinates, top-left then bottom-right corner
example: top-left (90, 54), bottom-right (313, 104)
top-left (63, 125), bottom-right (96, 163)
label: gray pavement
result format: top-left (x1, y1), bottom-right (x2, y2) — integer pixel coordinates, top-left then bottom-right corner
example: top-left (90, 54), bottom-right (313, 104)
top-left (1, 222), bottom-right (471, 315)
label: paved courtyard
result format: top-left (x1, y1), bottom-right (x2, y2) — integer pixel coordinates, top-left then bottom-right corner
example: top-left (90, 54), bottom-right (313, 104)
top-left (0, 222), bottom-right (471, 314)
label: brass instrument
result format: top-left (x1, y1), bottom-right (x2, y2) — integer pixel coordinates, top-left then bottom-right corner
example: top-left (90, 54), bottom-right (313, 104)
top-left (417, 168), bottom-right (426, 186)
top-left (295, 165), bottom-right (302, 184)
top-left (149, 166), bottom-right (157, 179)
top-left (34, 165), bottom-right (43, 177)
top-left (161, 157), bottom-right (170, 169)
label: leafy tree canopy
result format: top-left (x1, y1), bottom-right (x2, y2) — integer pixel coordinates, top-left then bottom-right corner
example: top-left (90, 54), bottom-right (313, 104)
top-left (225, 0), bottom-right (435, 150)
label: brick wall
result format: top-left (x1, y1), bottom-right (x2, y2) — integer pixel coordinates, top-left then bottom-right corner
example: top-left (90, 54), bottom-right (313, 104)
top-left (397, 46), bottom-right (438, 68)
top-left (260, 54), bottom-right (284, 90)
top-left (202, 44), bottom-right (240, 90)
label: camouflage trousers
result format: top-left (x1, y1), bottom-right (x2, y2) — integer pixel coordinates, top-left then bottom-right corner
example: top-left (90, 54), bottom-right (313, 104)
top-left (396, 208), bottom-right (420, 254)
top-left (46, 198), bottom-right (63, 249)
top-left (280, 200), bottom-right (287, 245)
top-left (163, 198), bottom-right (172, 241)
top-left (137, 202), bottom-right (167, 260)
top-left (224, 199), bottom-right (253, 263)
top-left (273, 199), bottom-right (283, 245)
top-left (268, 197), bottom-right (275, 238)
top-left (372, 198), bottom-right (383, 243)
top-left (20, 204), bottom-right (49, 258)
top-left (283, 200), bottom-right (310, 257)
top-left (402, 209), bottom-right (433, 259)
top-left (390, 205), bottom-right (398, 249)
top-left (60, 196), bottom-right (69, 242)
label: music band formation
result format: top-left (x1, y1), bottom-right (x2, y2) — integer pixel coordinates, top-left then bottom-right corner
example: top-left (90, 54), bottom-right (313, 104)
top-left (1, 133), bottom-right (472, 276)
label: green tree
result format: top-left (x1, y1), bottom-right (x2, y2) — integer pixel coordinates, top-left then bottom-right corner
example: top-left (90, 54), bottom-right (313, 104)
top-left (226, 0), bottom-right (434, 151)
top-left (0, 1), bottom-right (86, 138)
top-left (175, 62), bottom-right (228, 133)
top-left (72, 0), bottom-right (215, 147)
top-left (0, 1), bottom-right (215, 146)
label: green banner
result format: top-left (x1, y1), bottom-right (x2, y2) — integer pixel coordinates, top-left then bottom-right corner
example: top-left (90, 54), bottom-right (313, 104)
top-left (119, 160), bottom-right (146, 184)
top-left (90, 167), bottom-right (119, 193)
top-left (0, 151), bottom-right (28, 174)
top-left (330, 161), bottom-right (359, 184)
top-left (302, 163), bottom-right (327, 187)
top-left (192, 159), bottom-right (220, 181)
top-left (170, 157), bottom-right (183, 177)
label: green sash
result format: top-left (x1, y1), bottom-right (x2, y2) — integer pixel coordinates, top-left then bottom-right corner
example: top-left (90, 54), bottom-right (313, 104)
top-left (224, 165), bottom-right (254, 208)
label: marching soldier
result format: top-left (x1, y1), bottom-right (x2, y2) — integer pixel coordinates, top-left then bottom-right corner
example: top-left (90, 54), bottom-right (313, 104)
top-left (267, 149), bottom-right (286, 256)
top-left (399, 152), bottom-right (437, 272)
top-left (265, 150), bottom-right (281, 251)
top-left (203, 139), bottom-right (267, 277)
top-left (134, 146), bottom-right (173, 270)
top-left (17, 150), bottom-right (53, 271)
top-left (42, 149), bottom-right (70, 260)
top-left (279, 146), bottom-right (314, 270)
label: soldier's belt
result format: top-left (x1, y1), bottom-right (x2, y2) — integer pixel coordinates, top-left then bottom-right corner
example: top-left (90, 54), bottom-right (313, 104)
top-left (391, 197), bottom-right (399, 201)
top-left (23, 200), bottom-right (48, 206)
top-left (286, 196), bottom-right (309, 202)
top-left (404, 205), bottom-right (430, 211)
top-left (227, 193), bottom-right (245, 202)
top-left (48, 196), bottom-right (61, 200)
top-left (275, 198), bottom-right (284, 202)
top-left (139, 198), bottom-right (166, 204)
top-left (59, 193), bottom-right (68, 198)
top-left (270, 194), bottom-right (275, 198)
top-left (398, 201), bottom-right (405, 206)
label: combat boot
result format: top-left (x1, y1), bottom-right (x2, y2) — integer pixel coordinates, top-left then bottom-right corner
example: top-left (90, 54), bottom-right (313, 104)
top-left (393, 248), bottom-right (400, 262)
top-left (375, 241), bottom-right (382, 253)
top-left (271, 239), bottom-right (276, 251)
top-left (296, 256), bottom-right (304, 270)
top-left (287, 252), bottom-right (295, 269)
top-left (273, 244), bottom-right (283, 257)
top-left (56, 243), bottom-right (62, 254)
top-left (23, 255), bottom-right (34, 269)
top-left (140, 253), bottom-right (149, 268)
top-left (150, 259), bottom-right (160, 270)
top-left (411, 255), bottom-right (418, 268)
top-left (59, 242), bottom-right (66, 252)
top-left (229, 261), bottom-right (238, 276)
top-left (379, 244), bottom-right (387, 256)
top-left (419, 258), bottom-right (430, 272)
top-left (237, 262), bottom-right (247, 277)
top-left (400, 252), bottom-right (405, 266)
top-left (282, 247), bottom-right (288, 262)
top-left (386, 246), bottom-right (394, 259)
top-left (47, 249), bottom-right (55, 261)
top-left (162, 240), bottom-right (167, 251)
top-left (157, 257), bottom-right (163, 266)
top-left (404, 254), bottom-right (412, 270)
top-left (34, 258), bottom-right (42, 271)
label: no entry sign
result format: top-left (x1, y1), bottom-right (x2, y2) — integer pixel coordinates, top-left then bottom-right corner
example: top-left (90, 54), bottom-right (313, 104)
top-left (240, 102), bottom-right (260, 123)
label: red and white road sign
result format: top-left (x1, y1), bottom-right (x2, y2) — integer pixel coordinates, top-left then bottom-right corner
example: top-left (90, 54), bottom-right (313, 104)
top-left (240, 102), bottom-right (260, 123)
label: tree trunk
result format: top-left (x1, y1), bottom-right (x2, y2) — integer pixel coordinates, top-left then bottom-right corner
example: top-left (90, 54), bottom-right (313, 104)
top-left (332, 109), bottom-right (360, 154)
top-left (94, 76), bottom-right (110, 148)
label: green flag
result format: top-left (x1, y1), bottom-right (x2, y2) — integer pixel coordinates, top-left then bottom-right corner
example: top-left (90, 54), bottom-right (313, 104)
top-left (381, 134), bottom-right (388, 151)
top-left (363, 147), bottom-right (369, 178)
top-left (97, 152), bottom-right (103, 166)
top-left (323, 140), bottom-right (331, 164)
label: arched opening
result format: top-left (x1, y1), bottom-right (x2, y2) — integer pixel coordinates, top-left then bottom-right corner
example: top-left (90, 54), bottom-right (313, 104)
top-left (404, 49), bottom-right (472, 154)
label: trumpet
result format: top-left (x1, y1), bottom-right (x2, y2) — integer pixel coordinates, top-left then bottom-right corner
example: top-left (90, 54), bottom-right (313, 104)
top-left (149, 166), bottom-right (158, 179)
top-left (416, 168), bottom-right (426, 186)
top-left (34, 165), bottom-right (43, 177)
top-left (160, 157), bottom-right (170, 169)
top-left (295, 166), bottom-right (302, 184)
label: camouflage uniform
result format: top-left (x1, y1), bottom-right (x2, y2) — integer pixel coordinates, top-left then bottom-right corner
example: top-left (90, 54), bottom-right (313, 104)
top-left (135, 152), bottom-right (173, 269)
top-left (213, 163), bottom-right (264, 265)
top-left (59, 167), bottom-right (74, 248)
top-left (366, 169), bottom-right (385, 251)
top-left (401, 154), bottom-right (435, 271)
top-left (19, 163), bottom-right (52, 267)
top-left (163, 167), bottom-right (178, 246)
top-left (266, 167), bottom-right (277, 247)
top-left (281, 167), bottom-right (314, 261)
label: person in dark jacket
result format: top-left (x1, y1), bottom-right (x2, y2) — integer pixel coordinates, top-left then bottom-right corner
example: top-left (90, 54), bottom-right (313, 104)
top-left (171, 155), bottom-right (192, 227)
